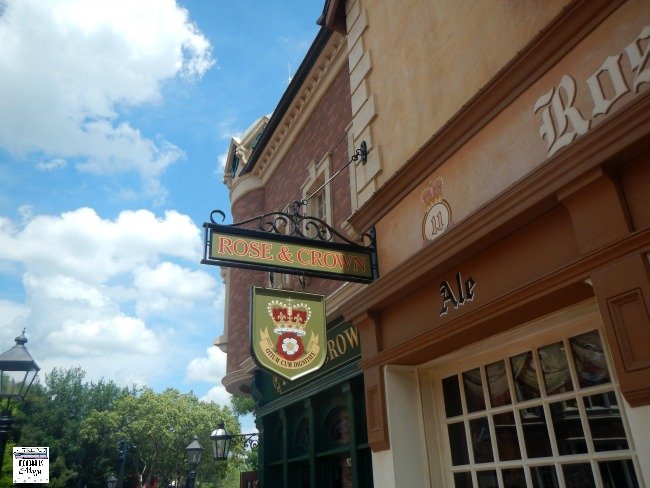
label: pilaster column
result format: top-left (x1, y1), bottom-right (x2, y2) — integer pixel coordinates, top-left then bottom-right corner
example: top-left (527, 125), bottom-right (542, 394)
top-left (559, 167), bottom-right (650, 406)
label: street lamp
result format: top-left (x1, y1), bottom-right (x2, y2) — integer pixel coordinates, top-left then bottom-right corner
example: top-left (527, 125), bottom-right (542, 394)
top-left (185, 436), bottom-right (203, 488)
top-left (210, 420), bottom-right (258, 462)
top-left (0, 330), bottom-right (39, 476)
top-left (106, 475), bottom-right (118, 488)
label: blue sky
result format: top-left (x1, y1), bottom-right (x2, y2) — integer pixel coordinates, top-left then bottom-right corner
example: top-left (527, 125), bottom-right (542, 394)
top-left (0, 0), bottom-right (323, 420)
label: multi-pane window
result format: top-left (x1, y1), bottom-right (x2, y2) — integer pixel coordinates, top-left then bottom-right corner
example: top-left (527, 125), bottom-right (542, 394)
top-left (269, 205), bottom-right (292, 289)
top-left (302, 156), bottom-right (331, 239)
top-left (262, 376), bottom-right (372, 488)
top-left (436, 328), bottom-right (641, 488)
top-left (313, 188), bottom-right (327, 222)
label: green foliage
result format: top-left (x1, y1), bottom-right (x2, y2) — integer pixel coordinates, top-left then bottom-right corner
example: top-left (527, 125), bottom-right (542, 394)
top-left (0, 438), bottom-right (14, 488)
top-left (12, 367), bottom-right (131, 487)
top-left (230, 395), bottom-right (255, 417)
top-left (1, 367), bottom-right (247, 488)
top-left (229, 395), bottom-right (259, 473)
top-left (82, 387), bottom-right (243, 487)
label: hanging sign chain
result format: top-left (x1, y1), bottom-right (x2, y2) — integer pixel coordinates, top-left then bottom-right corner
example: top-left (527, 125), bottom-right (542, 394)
top-left (300, 141), bottom-right (368, 207)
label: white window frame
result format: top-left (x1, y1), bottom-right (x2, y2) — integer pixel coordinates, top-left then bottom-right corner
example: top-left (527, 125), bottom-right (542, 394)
top-left (419, 300), bottom-right (644, 488)
top-left (268, 204), bottom-right (293, 290)
top-left (301, 154), bottom-right (332, 238)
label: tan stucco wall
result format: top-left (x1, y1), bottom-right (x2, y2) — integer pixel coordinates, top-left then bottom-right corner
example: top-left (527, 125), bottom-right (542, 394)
top-left (372, 0), bottom-right (650, 274)
top-left (362, 0), bottom-right (570, 186)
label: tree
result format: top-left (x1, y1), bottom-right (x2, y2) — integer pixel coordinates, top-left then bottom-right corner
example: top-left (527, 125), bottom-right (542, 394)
top-left (230, 396), bottom-right (255, 417)
top-left (11, 367), bottom-right (131, 487)
top-left (81, 387), bottom-right (244, 487)
top-left (229, 395), bottom-right (259, 472)
top-left (2, 367), bottom-right (244, 487)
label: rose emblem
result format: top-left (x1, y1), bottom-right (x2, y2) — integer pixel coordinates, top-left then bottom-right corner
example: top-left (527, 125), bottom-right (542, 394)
top-left (275, 331), bottom-right (304, 361)
top-left (282, 337), bottom-right (299, 355)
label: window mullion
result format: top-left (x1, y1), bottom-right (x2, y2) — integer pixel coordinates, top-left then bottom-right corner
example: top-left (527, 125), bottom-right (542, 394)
top-left (305, 398), bottom-right (316, 488)
top-left (457, 372), bottom-right (476, 475)
top-left (279, 408), bottom-right (288, 486)
top-left (343, 381), bottom-right (359, 488)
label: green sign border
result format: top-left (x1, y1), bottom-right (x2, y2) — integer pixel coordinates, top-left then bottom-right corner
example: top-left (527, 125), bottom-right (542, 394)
top-left (255, 319), bottom-right (361, 404)
top-left (202, 222), bottom-right (377, 283)
top-left (250, 287), bottom-right (328, 381)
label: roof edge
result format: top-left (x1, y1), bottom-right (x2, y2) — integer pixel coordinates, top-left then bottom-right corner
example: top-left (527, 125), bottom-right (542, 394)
top-left (240, 27), bottom-right (333, 176)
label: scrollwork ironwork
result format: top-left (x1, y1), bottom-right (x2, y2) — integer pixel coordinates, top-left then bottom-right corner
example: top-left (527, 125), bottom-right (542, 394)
top-left (209, 199), bottom-right (374, 248)
top-left (232, 433), bottom-right (258, 450)
top-left (208, 141), bottom-right (374, 248)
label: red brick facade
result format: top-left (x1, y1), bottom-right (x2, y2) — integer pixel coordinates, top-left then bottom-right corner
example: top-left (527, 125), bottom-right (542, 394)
top-left (225, 64), bottom-right (352, 374)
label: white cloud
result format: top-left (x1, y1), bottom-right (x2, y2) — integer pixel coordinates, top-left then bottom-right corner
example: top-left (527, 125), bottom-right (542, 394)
top-left (185, 346), bottom-right (227, 384)
top-left (133, 262), bottom-right (218, 316)
top-left (0, 207), bottom-right (222, 389)
top-left (35, 158), bottom-right (67, 171)
top-left (48, 315), bottom-right (162, 357)
top-left (189, 346), bottom-right (230, 406)
top-left (0, 0), bottom-right (214, 201)
top-left (217, 147), bottom-right (230, 173)
top-left (200, 384), bottom-right (231, 407)
top-left (0, 298), bottom-right (29, 344)
top-left (18, 205), bottom-right (33, 222)
top-left (0, 207), bottom-right (202, 283)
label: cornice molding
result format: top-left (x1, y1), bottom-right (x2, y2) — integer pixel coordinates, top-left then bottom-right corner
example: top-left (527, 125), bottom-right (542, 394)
top-left (359, 228), bottom-right (650, 371)
top-left (222, 357), bottom-right (257, 396)
top-left (325, 281), bottom-right (366, 322)
top-left (341, 90), bottom-right (650, 322)
top-left (229, 172), bottom-right (264, 209)
top-left (346, 0), bottom-right (625, 234)
top-left (251, 33), bottom-right (347, 181)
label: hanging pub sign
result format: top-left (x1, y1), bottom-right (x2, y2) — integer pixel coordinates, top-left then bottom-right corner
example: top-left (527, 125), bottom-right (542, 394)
top-left (201, 208), bottom-right (378, 283)
top-left (251, 287), bottom-right (327, 381)
top-left (254, 320), bottom-right (361, 405)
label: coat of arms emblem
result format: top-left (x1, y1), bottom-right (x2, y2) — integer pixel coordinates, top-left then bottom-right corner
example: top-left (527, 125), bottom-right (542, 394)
top-left (251, 288), bottom-right (326, 381)
top-left (421, 176), bottom-right (451, 241)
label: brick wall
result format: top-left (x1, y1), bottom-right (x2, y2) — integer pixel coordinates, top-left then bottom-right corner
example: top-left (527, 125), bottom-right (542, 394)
top-left (265, 65), bottom-right (352, 299)
top-left (225, 64), bottom-right (353, 373)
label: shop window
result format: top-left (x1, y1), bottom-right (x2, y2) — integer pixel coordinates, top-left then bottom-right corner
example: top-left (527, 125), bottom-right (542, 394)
top-left (325, 406), bottom-right (351, 448)
top-left (427, 308), bottom-right (643, 487)
top-left (294, 417), bottom-right (310, 456)
top-left (266, 420), bottom-right (283, 463)
top-left (260, 375), bottom-right (373, 488)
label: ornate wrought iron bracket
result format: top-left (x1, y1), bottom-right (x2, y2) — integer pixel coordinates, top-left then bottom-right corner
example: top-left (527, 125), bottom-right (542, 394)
top-left (202, 142), bottom-right (378, 283)
top-left (210, 141), bottom-right (372, 246)
top-left (231, 432), bottom-right (259, 450)
top-left (209, 203), bottom-right (374, 249)
top-left (302, 141), bottom-right (368, 205)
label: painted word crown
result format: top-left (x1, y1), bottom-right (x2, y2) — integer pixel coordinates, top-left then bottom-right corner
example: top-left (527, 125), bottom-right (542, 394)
top-left (267, 299), bottom-right (311, 336)
top-left (420, 177), bottom-right (444, 209)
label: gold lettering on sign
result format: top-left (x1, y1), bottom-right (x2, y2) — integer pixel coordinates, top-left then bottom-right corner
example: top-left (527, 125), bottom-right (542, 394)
top-left (327, 326), bottom-right (360, 361)
top-left (534, 26), bottom-right (650, 157)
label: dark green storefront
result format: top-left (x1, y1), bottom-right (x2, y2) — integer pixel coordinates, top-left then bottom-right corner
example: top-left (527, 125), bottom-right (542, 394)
top-left (253, 319), bottom-right (374, 488)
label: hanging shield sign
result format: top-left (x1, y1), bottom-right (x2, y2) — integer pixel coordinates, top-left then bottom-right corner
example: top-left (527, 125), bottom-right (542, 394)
top-left (250, 287), bottom-right (327, 381)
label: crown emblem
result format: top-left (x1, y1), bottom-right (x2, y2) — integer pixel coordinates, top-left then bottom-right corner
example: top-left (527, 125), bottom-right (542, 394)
top-left (420, 177), bottom-right (444, 209)
top-left (267, 299), bottom-right (311, 336)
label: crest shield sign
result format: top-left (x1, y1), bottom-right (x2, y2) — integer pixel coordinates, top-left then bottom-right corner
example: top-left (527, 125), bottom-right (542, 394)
top-left (251, 287), bottom-right (327, 381)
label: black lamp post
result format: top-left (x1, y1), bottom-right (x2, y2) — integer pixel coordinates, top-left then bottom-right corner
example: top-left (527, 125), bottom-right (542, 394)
top-left (0, 330), bottom-right (39, 476)
top-left (210, 420), bottom-right (258, 462)
top-left (116, 439), bottom-right (127, 488)
top-left (106, 475), bottom-right (118, 488)
top-left (185, 436), bottom-right (203, 488)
